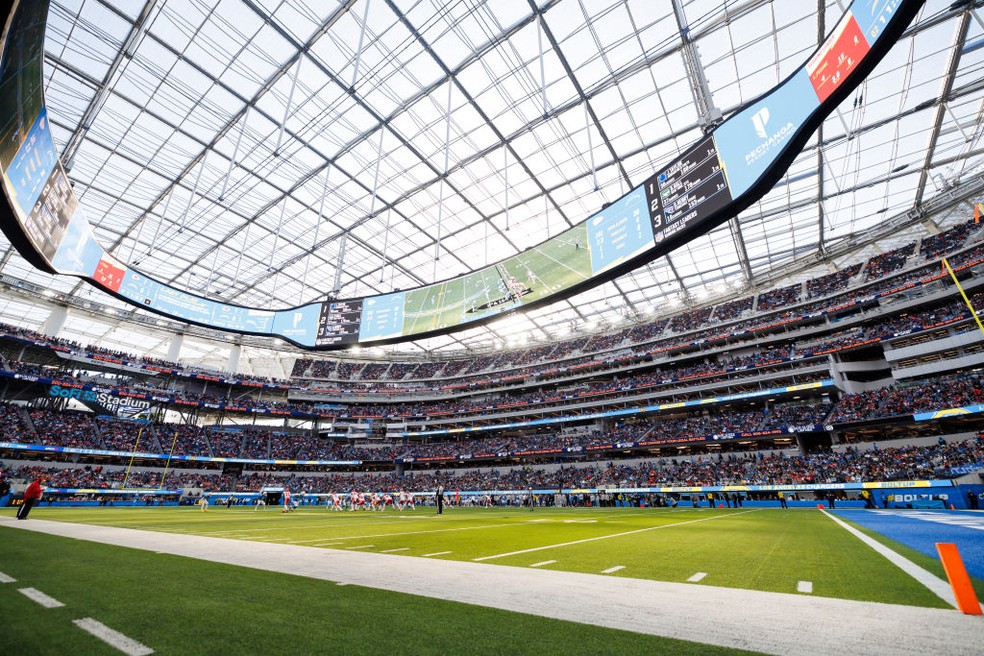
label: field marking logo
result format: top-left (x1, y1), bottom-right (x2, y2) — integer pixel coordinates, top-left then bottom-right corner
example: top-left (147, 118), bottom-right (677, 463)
top-left (751, 107), bottom-right (770, 139)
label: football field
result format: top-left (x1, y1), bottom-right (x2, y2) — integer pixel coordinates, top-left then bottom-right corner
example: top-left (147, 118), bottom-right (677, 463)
top-left (2, 506), bottom-right (983, 655)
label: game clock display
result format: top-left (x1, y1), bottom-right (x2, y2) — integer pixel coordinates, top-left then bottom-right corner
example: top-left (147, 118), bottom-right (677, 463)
top-left (644, 135), bottom-right (732, 243)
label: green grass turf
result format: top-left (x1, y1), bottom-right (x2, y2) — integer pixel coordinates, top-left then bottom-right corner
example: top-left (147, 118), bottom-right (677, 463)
top-left (0, 505), bottom-right (962, 609)
top-left (0, 527), bottom-right (759, 656)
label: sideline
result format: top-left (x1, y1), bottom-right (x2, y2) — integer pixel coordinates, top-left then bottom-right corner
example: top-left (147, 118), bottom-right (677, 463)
top-left (821, 509), bottom-right (984, 612)
top-left (4, 516), bottom-right (984, 655)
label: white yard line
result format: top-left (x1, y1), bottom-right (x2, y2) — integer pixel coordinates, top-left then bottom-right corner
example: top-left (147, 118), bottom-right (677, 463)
top-left (423, 551), bottom-right (452, 557)
top-left (688, 573), bottom-right (707, 583)
top-left (530, 560), bottom-right (556, 568)
top-left (601, 566), bottom-right (625, 574)
top-left (820, 510), bottom-right (970, 610)
top-left (473, 510), bottom-right (760, 561)
top-left (0, 571), bottom-right (16, 583)
top-left (381, 547), bottom-right (410, 553)
top-left (345, 545), bottom-right (374, 550)
top-left (18, 587), bottom-right (64, 608)
top-left (798, 581), bottom-right (813, 594)
top-left (73, 618), bottom-right (154, 656)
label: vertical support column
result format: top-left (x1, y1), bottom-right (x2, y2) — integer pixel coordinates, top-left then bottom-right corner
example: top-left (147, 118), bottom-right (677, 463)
top-left (585, 101), bottom-right (597, 191)
top-left (178, 155), bottom-right (207, 233)
top-left (351, 0), bottom-right (372, 90)
top-left (504, 144), bottom-right (510, 231)
top-left (138, 187), bottom-right (176, 264)
top-left (167, 333), bottom-right (184, 363)
top-left (332, 232), bottom-right (348, 295)
top-left (434, 80), bottom-right (452, 281)
top-left (368, 128), bottom-right (385, 274)
top-left (227, 342), bottom-right (242, 374)
top-left (537, 12), bottom-right (548, 119)
top-left (302, 165), bottom-right (332, 294)
top-left (274, 57), bottom-right (303, 156)
top-left (219, 107), bottom-right (249, 201)
top-left (671, 0), bottom-right (722, 131)
top-left (41, 305), bottom-right (68, 338)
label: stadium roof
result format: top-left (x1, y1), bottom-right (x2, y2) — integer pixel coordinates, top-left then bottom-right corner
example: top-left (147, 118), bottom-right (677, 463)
top-left (1, 0), bottom-right (983, 373)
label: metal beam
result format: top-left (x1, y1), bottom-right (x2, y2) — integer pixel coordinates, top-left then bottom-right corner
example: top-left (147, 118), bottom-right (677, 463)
top-left (62, 0), bottom-right (159, 168)
top-left (913, 11), bottom-right (970, 206)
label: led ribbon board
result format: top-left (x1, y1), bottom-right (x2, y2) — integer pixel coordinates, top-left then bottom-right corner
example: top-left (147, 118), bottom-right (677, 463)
top-left (0, 0), bottom-right (923, 349)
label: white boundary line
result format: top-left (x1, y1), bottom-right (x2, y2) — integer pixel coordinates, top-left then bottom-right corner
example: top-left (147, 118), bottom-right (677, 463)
top-left (18, 587), bottom-right (64, 608)
top-left (473, 510), bottom-right (759, 561)
top-left (820, 510), bottom-right (971, 610)
top-left (73, 618), bottom-right (154, 656)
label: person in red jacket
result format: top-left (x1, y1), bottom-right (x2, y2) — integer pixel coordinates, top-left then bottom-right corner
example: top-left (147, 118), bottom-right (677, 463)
top-left (16, 477), bottom-right (43, 520)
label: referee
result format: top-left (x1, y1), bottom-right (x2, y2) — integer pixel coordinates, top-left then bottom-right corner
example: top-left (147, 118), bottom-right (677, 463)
top-left (435, 485), bottom-right (444, 515)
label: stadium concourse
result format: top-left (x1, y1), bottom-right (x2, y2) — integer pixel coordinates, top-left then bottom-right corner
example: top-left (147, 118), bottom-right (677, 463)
top-left (3, 0), bottom-right (984, 653)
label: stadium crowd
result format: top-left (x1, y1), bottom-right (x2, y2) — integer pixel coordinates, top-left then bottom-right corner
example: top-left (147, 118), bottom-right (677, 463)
top-left (4, 434), bottom-right (980, 494)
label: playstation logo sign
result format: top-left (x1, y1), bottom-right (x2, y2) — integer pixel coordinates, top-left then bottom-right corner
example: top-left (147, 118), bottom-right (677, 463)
top-left (751, 107), bottom-right (770, 139)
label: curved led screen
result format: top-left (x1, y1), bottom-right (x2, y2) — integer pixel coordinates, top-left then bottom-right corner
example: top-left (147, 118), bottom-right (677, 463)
top-left (0, 0), bottom-right (923, 349)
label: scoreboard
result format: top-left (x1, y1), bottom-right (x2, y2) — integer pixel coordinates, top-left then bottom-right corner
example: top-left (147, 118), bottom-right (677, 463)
top-left (316, 300), bottom-right (363, 346)
top-left (644, 135), bottom-right (732, 244)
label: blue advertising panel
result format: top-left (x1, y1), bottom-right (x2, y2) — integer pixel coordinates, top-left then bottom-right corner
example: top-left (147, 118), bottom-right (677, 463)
top-left (913, 404), bottom-right (984, 422)
top-left (588, 186), bottom-right (653, 275)
top-left (271, 302), bottom-right (321, 347)
top-left (850, 0), bottom-right (904, 46)
top-left (359, 292), bottom-right (405, 341)
top-left (713, 69), bottom-right (818, 197)
top-left (5, 108), bottom-right (57, 215)
top-left (153, 286), bottom-right (215, 324)
top-left (117, 269), bottom-right (163, 306)
top-left (208, 304), bottom-right (275, 333)
top-left (50, 207), bottom-right (104, 276)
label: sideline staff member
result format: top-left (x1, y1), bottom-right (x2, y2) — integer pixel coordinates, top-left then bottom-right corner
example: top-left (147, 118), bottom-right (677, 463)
top-left (17, 477), bottom-right (43, 520)
top-left (435, 485), bottom-right (444, 515)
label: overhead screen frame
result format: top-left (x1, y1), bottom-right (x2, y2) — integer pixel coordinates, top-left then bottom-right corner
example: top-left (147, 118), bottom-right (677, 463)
top-left (0, 0), bottom-right (924, 350)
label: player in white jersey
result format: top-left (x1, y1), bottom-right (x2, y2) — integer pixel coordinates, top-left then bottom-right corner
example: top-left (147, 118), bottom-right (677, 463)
top-left (405, 491), bottom-right (415, 511)
top-left (330, 491), bottom-right (342, 512)
top-left (371, 492), bottom-right (382, 511)
top-left (349, 490), bottom-right (359, 511)
top-left (383, 492), bottom-right (393, 510)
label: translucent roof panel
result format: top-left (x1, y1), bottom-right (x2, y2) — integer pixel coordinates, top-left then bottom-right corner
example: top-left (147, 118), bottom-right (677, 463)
top-left (0, 0), bottom-right (980, 365)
